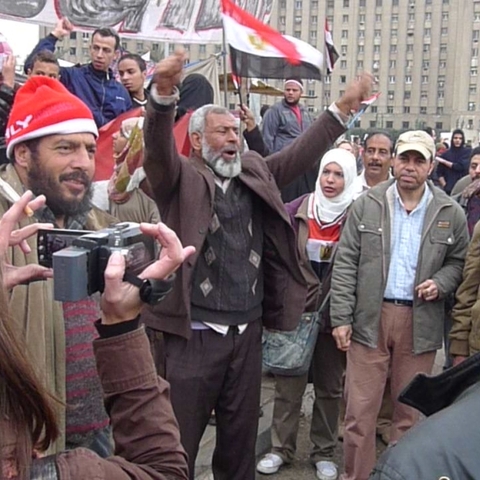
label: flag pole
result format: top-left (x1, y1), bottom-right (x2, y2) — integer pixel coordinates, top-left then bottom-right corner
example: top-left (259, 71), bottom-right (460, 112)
top-left (222, 26), bottom-right (229, 107)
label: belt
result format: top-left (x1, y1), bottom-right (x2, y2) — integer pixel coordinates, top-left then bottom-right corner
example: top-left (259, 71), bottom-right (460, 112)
top-left (383, 298), bottom-right (413, 307)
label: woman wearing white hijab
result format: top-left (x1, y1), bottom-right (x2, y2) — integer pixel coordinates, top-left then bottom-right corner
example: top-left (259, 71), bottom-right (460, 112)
top-left (257, 148), bottom-right (358, 480)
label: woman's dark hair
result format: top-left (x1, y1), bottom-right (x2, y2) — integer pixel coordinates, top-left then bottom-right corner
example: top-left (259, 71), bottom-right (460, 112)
top-left (0, 268), bottom-right (59, 478)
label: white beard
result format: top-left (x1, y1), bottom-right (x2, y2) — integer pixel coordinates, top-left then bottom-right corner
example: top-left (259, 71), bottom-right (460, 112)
top-left (202, 141), bottom-right (242, 178)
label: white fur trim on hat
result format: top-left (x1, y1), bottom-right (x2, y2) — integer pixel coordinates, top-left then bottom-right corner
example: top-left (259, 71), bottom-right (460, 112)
top-left (7, 118), bottom-right (98, 159)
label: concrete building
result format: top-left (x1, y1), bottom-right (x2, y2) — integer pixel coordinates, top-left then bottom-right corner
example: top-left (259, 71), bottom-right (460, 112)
top-left (40, 1), bottom-right (480, 141)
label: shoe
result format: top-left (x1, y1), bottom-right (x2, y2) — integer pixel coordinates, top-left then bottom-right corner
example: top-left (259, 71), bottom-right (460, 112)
top-left (256, 453), bottom-right (284, 474)
top-left (315, 461), bottom-right (338, 480)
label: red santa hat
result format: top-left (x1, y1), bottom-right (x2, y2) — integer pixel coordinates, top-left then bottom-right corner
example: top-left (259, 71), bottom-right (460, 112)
top-left (6, 76), bottom-right (98, 159)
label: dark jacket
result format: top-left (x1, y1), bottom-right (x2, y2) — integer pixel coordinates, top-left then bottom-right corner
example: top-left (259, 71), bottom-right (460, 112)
top-left (370, 352), bottom-right (480, 480)
top-left (0, 83), bottom-right (15, 164)
top-left (438, 129), bottom-right (471, 194)
top-left (141, 102), bottom-right (345, 339)
top-left (25, 35), bottom-right (132, 127)
top-left (261, 99), bottom-right (317, 202)
top-left (243, 126), bottom-right (268, 157)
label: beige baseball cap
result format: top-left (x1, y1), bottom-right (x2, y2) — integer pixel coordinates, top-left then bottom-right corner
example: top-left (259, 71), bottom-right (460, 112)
top-left (395, 130), bottom-right (436, 161)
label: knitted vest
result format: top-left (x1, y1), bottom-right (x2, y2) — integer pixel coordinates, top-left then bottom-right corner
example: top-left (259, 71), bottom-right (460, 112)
top-left (191, 180), bottom-right (264, 325)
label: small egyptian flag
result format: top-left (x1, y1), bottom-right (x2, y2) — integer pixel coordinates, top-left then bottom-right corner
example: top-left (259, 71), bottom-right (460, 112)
top-left (324, 19), bottom-right (339, 75)
top-left (221, 0), bottom-right (323, 80)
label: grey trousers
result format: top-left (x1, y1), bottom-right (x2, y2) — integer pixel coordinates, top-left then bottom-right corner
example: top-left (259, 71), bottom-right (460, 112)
top-left (271, 332), bottom-right (346, 463)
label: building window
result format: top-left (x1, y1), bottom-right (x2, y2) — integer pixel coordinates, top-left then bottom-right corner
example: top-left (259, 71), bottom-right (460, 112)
top-left (360, 0), bottom-right (366, 6)
top-left (311, 0), bottom-right (318, 7)
top-left (389, 60), bottom-right (396, 68)
top-left (69, 47), bottom-right (76, 55)
top-left (279, 16), bottom-right (285, 25)
top-left (359, 30), bottom-right (365, 38)
top-left (358, 45), bottom-right (364, 54)
top-left (441, 27), bottom-right (448, 35)
top-left (343, 14), bottom-right (349, 23)
top-left (469, 102), bottom-right (476, 111)
top-left (310, 31), bottom-right (317, 39)
top-left (341, 45), bottom-right (348, 54)
top-left (279, 0), bottom-right (286, 7)
top-left (374, 29), bottom-right (381, 38)
top-left (371, 106), bottom-right (378, 113)
top-left (391, 29), bottom-right (398, 39)
top-left (406, 59), bottom-right (413, 68)
top-left (474, 30), bottom-right (480, 41)
top-left (388, 91), bottom-right (394, 100)
top-left (443, 0), bottom-right (449, 4)
top-left (199, 44), bottom-right (206, 54)
top-left (357, 60), bottom-right (364, 69)
top-left (405, 75), bottom-right (412, 84)
top-left (82, 48), bottom-right (88, 56)
top-left (308, 89), bottom-right (315, 97)
top-left (374, 45), bottom-right (380, 53)
top-left (439, 61), bottom-right (446, 68)
top-left (343, 0), bottom-right (349, 6)
top-left (420, 107), bottom-right (427, 114)
top-left (470, 85), bottom-right (477, 94)
top-left (423, 60), bottom-right (430, 69)
top-left (438, 91), bottom-right (445, 98)
top-left (392, 0), bottom-right (398, 5)
top-left (422, 75), bottom-right (429, 83)
top-left (295, 15), bottom-right (302, 23)
top-left (425, 12), bottom-right (432, 20)
top-left (359, 14), bottom-right (366, 23)
top-left (311, 16), bottom-right (318, 25)
top-left (387, 106), bottom-right (393, 113)
top-left (136, 42), bottom-right (143, 51)
top-left (70, 32), bottom-right (77, 40)
top-left (437, 107), bottom-right (444, 114)
top-left (340, 75), bottom-right (347, 83)
top-left (440, 44), bottom-right (447, 54)
top-left (342, 30), bottom-right (348, 38)
top-left (406, 44), bottom-right (414, 52)
top-left (421, 91), bottom-right (428, 99)
top-left (121, 41), bottom-right (128, 50)
top-left (424, 28), bottom-right (431, 37)
top-left (435, 122), bottom-right (443, 130)
top-left (404, 91), bottom-right (411, 99)
top-left (340, 60), bottom-right (347, 69)
top-left (390, 45), bottom-right (397, 53)
top-left (389, 75), bottom-right (396, 83)
top-left (402, 121), bottom-right (410, 129)
top-left (295, 0), bottom-right (302, 8)
top-left (404, 106), bottom-right (410, 114)
top-left (386, 121), bottom-right (393, 129)
top-left (423, 44), bottom-right (430, 53)
top-left (376, 0), bottom-right (382, 6)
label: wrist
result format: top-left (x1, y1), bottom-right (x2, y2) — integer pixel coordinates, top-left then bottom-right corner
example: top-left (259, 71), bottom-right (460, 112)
top-left (101, 308), bottom-right (141, 326)
top-left (51, 31), bottom-right (64, 40)
top-left (334, 99), bottom-right (352, 116)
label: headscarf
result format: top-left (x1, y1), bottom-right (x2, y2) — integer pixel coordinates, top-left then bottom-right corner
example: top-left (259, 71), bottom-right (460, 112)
top-left (308, 148), bottom-right (357, 224)
top-left (108, 116), bottom-right (145, 204)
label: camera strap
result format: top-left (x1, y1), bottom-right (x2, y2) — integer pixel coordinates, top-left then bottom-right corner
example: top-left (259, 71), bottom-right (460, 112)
top-left (123, 273), bottom-right (176, 306)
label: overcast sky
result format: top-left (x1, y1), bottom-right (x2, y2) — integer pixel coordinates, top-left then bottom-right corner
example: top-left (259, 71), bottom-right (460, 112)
top-left (0, 19), bottom-right (39, 61)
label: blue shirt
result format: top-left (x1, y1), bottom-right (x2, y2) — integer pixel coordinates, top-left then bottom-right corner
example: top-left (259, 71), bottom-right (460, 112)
top-left (384, 184), bottom-right (431, 301)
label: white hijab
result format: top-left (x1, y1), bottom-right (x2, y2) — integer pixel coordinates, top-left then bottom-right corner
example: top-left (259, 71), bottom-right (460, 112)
top-left (309, 148), bottom-right (358, 224)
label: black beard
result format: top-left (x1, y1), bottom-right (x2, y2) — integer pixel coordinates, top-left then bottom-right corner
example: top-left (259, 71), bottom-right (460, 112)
top-left (27, 159), bottom-right (93, 218)
top-left (284, 97), bottom-right (300, 106)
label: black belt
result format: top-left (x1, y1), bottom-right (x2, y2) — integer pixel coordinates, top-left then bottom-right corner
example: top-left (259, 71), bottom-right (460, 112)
top-left (383, 298), bottom-right (413, 307)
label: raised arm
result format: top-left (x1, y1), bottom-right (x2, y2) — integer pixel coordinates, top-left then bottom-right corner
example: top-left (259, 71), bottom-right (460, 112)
top-left (264, 72), bottom-right (374, 189)
top-left (143, 49), bottom-right (187, 206)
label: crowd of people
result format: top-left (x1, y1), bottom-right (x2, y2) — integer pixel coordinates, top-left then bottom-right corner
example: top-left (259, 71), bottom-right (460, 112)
top-left (0, 15), bottom-right (480, 480)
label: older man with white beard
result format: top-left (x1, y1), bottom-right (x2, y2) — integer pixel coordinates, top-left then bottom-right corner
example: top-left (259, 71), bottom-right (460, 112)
top-left (140, 48), bottom-right (374, 480)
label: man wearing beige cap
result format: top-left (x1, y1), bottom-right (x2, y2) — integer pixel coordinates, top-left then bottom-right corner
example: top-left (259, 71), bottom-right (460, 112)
top-left (330, 131), bottom-right (469, 480)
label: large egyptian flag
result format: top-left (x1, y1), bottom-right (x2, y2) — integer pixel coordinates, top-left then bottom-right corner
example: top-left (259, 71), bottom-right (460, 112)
top-left (221, 0), bottom-right (323, 80)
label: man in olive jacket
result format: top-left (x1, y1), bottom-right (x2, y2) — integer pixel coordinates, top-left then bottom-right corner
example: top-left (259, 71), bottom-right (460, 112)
top-left (331, 131), bottom-right (468, 480)
top-left (141, 48), bottom-right (373, 480)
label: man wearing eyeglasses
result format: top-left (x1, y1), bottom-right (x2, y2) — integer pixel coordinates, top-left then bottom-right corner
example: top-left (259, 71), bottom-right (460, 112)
top-left (24, 17), bottom-right (132, 127)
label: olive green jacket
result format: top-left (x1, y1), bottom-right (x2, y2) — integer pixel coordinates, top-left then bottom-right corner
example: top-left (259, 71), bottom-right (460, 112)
top-left (450, 221), bottom-right (480, 356)
top-left (0, 163), bottom-right (115, 453)
top-left (331, 179), bottom-right (468, 354)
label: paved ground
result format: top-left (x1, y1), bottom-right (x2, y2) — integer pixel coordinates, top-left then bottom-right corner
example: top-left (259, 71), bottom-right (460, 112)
top-left (195, 350), bottom-right (446, 480)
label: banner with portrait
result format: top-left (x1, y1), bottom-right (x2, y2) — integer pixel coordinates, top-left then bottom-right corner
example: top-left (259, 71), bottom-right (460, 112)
top-left (0, 0), bottom-right (273, 44)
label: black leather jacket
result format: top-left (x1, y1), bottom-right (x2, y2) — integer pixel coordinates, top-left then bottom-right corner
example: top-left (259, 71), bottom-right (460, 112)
top-left (0, 83), bottom-right (15, 165)
top-left (370, 352), bottom-right (480, 479)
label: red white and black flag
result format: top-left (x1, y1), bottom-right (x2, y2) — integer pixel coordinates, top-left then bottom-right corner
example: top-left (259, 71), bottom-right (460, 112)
top-left (324, 19), bottom-right (339, 75)
top-left (221, 0), bottom-right (323, 80)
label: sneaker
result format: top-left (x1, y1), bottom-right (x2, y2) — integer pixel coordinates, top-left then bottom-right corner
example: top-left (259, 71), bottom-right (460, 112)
top-left (315, 461), bottom-right (338, 480)
top-left (256, 453), bottom-right (284, 474)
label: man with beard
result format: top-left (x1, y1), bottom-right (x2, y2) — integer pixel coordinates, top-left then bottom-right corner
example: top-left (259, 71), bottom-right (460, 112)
top-left (141, 48), bottom-right (374, 480)
top-left (437, 129), bottom-right (471, 195)
top-left (262, 78), bottom-right (316, 201)
top-left (352, 132), bottom-right (394, 199)
top-left (331, 131), bottom-right (468, 480)
top-left (1, 76), bottom-right (117, 454)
